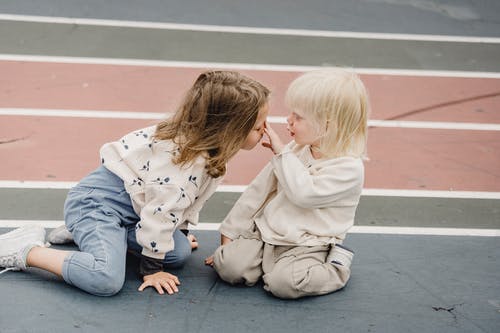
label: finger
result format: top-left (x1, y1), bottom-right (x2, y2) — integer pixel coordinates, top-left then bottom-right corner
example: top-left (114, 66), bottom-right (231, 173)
top-left (205, 258), bottom-right (214, 267)
top-left (261, 142), bottom-right (272, 149)
top-left (160, 281), bottom-right (176, 294)
top-left (167, 273), bottom-right (180, 285)
top-left (138, 281), bottom-right (148, 292)
top-left (154, 282), bottom-right (165, 295)
top-left (167, 279), bottom-right (179, 293)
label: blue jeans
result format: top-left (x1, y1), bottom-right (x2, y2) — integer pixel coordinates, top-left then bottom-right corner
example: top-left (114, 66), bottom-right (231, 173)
top-left (61, 166), bottom-right (192, 296)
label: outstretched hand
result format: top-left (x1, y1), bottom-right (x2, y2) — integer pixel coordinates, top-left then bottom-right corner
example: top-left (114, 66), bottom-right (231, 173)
top-left (262, 122), bottom-right (285, 154)
top-left (204, 255), bottom-right (214, 267)
top-left (138, 271), bottom-right (180, 295)
top-left (205, 235), bottom-right (232, 267)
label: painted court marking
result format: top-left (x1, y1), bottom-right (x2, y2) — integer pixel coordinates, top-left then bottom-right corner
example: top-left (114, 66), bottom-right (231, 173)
top-left (1, 54), bottom-right (500, 79)
top-left (1, 13), bottom-right (499, 43)
top-left (0, 220), bottom-right (498, 237)
top-left (1, 181), bottom-right (500, 199)
top-left (2, 108), bottom-right (499, 131)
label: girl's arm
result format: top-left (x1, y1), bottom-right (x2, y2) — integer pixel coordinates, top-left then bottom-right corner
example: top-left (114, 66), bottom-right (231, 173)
top-left (264, 123), bottom-right (363, 208)
top-left (134, 182), bottom-right (196, 283)
top-left (218, 162), bottom-right (277, 239)
top-left (135, 185), bottom-right (187, 260)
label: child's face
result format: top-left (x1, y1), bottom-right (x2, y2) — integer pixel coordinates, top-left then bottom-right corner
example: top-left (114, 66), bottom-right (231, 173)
top-left (287, 110), bottom-right (320, 147)
top-left (241, 103), bottom-right (269, 150)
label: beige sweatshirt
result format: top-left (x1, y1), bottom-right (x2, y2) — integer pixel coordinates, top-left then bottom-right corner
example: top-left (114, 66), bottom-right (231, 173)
top-left (100, 126), bottom-right (221, 259)
top-left (219, 142), bottom-right (364, 246)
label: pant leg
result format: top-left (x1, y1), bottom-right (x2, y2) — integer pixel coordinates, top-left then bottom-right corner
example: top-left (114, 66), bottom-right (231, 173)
top-left (61, 166), bottom-right (134, 296)
top-left (262, 245), bottom-right (351, 299)
top-left (127, 227), bottom-right (192, 268)
top-left (212, 224), bottom-right (264, 286)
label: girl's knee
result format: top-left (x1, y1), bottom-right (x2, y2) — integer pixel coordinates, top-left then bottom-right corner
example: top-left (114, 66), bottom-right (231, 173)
top-left (213, 245), bottom-right (261, 286)
top-left (263, 266), bottom-right (298, 299)
top-left (65, 254), bottom-right (125, 296)
top-left (87, 263), bottom-right (125, 296)
top-left (264, 262), bottom-right (351, 299)
top-left (163, 231), bottom-right (192, 268)
top-left (212, 246), bottom-right (244, 282)
top-left (92, 273), bottom-right (125, 296)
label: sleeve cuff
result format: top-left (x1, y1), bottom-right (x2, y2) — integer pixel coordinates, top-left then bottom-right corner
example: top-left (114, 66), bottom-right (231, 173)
top-left (218, 224), bottom-right (237, 240)
top-left (139, 257), bottom-right (164, 276)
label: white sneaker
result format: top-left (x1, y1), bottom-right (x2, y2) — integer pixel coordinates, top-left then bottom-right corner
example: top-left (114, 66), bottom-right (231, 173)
top-left (0, 226), bottom-right (46, 274)
top-left (47, 225), bottom-right (74, 244)
top-left (326, 244), bottom-right (354, 268)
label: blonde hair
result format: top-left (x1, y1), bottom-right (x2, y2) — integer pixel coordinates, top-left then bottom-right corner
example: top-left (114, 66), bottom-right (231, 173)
top-left (155, 70), bottom-right (270, 178)
top-left (285, 68), bottom-right (368, 158)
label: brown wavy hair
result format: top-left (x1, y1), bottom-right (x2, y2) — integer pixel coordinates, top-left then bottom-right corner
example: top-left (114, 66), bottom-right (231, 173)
top-left (154, 71), bottom-right (270, 178)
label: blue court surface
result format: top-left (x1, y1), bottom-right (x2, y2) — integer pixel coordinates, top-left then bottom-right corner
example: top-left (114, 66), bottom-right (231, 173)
top-left (1, 229), bottom-right (499, 333)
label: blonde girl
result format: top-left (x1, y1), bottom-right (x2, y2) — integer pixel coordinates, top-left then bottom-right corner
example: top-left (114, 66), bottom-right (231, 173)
top-left (207, 68), bottom-right (368, 299)
top-left (0, 71), bottom-right (270, 296)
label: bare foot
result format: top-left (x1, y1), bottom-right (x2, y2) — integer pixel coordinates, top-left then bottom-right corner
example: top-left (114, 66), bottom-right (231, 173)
top-left (187, 234), bottom-right (198, 250)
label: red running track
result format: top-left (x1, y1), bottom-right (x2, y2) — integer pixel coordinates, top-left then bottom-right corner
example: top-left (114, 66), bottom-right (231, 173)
top-left (1, 61), bottom-right (499, 191)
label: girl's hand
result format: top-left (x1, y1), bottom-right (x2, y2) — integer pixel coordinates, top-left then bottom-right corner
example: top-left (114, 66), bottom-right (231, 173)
top-left (138, 271), bottom-right (180, 295)
top-left (204, 255), bottom-right (214, 267)
top-left (262, 122), bottom-right (285, 155)
top-left (187, 234), bottom-right (198, 250)
top-left (205, 234), bottom-right (233, 267)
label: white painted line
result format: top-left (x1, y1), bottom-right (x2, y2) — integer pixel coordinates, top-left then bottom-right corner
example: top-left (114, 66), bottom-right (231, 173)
top-left (0, 220), bottom-right (498, 237)
top-left (2, 108), bottom-right (499, 131)
top-left (1, 181), bottom-right (500, 199)
top-left (361, 189), bottom-right (500, 199)
top-left (1, 13), bottom-right (499, 43)
top-left (217, 185), bottom-right (248, 193)
top-left (1, 54), bottom-right (499, 79)
top-left (0, 108), bottom-right (166, 120)
top-left (367, 120), bottom-right (500, 131)
top-left (0, 180), bottom-right (77, 189)
top-left (270, 116), bottom-right (500, 131)
top-left (0, 220), bottom-right (65, 228)
top-left (350, 226), bottom-right (500, 237)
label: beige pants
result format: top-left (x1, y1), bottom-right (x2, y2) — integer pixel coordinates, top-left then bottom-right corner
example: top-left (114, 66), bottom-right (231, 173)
top-left (213, 224), bottom-right (351, 299)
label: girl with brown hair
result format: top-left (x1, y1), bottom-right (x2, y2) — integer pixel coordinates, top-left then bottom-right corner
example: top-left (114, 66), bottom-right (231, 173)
top-left (0, 70), bottom-right (270, 296)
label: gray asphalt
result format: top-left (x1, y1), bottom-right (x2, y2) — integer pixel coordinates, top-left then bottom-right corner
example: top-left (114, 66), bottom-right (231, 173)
top-left (2, 188), bottom-right (500, 229)
top-left (1, 20), bottom-right (500, 72)
top-left (1, 230), bottom-right (499, 333)
top-left (0, 0), bottom-right (499, 37)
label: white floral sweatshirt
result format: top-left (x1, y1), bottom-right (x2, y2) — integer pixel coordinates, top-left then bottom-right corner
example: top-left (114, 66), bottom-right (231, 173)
top-left (100, 126), bottom-right (221, 272)
top-left (219, 142), bottom-right (364, 246)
